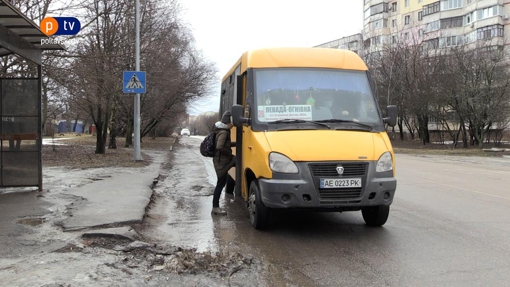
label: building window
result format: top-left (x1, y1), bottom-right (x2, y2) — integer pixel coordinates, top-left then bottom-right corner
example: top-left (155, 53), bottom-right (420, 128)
top-left (425, 20), bottom-right (440, 32)
top-left (476, 6), bottom-right (500, 20)
top-left (392, 35), bottom-right (397, 44)
top-left (405, 0), bottom-right (409, 7)
top-left (348, 41), bottom-right (358, 49)
top-left (425, 38), bottom-right (439, 49)
top-left (439, 35), bottom-right (462, 47)
top-left (440, 16), bottom-right (463, 29)
top-left (371, 19), bottom-right (388, 30)
top-left (405, 15), bottom-right (410, 25)
top-left (464, 31), bottom-right (476, 43)
top-left (392, 19), bottom-right (396, 27)
top-left (423, 1), bottom-right (440, 16)
top-left (418, 11), bottom-right (423, 21)
top-left (364, 39), bottom-right (371, 48)
top-left (365, 3), bottom-right (389, 19)
top-left (371, 36), bottom-right (381, 46)
top-left (371, 20), bottom-right (380, 30)
top-left (440, 0), bottom-right (463, 11)
top-left (477, 24), bottom-right (504, 40)
top-left (464, 11), bottom-right (474, 25)
top-left (392, 2), bottom-right (397, 11)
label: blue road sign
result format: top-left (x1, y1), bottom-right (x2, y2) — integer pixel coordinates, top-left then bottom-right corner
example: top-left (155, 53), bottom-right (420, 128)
top-left (123, 71), bottom-right (146, 93)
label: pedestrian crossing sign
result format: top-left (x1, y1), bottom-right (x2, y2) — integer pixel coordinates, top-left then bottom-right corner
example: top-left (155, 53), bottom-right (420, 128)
top-left (123, 71), bottom-right (146, 93)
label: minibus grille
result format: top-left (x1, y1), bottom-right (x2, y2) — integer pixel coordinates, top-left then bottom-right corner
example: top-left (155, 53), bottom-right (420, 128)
top-left (309, 163), bottom-right (368, 177)
top-left (318, 188), bottom-right (362, 201)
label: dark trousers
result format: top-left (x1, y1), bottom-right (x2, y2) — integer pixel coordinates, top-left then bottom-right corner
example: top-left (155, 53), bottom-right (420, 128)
top-left (212, 156), bottom-right (236, 208)
top-left (213, 173), bottom-right (228, 208)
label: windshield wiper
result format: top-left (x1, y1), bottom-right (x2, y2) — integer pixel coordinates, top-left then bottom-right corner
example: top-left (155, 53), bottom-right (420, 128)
top-left (271, 119), bottom-right (331, 129)
top-left (272, 119), bottom-right (306, 124)
top-left (307, 120), bottom-right (331, 129)
top-left (315, 119), bottom-right (373, 130)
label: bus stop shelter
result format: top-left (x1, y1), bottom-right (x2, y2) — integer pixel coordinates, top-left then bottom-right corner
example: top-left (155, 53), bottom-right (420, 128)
top-left (0, 0), bottom-right (63, 190)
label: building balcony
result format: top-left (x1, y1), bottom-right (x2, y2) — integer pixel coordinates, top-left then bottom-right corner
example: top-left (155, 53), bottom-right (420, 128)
top-left (438, 27), bottom-right (465, 37)
top-left (363, 0), bottom-right (388, 10)
top-left (440, 8), bottom-right (465, 19)
top-left (474, 16), bottom-right (504, 29)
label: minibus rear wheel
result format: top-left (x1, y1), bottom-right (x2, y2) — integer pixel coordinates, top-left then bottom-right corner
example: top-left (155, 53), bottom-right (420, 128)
top-left (248, 180), bottom-right (270, 230)
top-left (361, 205), bottom-right (390, 226)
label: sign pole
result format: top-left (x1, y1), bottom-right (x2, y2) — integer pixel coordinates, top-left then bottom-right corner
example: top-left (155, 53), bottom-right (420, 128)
top-left (133, 0), bottom-right (142, 161)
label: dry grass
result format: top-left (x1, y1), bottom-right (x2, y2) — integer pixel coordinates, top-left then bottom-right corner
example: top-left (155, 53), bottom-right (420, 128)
top-left (42, 133), bottom-right (176, 169)
top-left (42, 133), bottom-right (508, 170)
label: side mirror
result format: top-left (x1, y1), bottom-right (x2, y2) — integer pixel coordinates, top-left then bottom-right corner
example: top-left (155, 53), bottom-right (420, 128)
top-left (383, 105), bottom-right (398, 127)
top-left (232, 104), bottom-right (250, 127)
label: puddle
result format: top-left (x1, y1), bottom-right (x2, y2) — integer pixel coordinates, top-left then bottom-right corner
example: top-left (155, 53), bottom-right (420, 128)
top-left (17, 217), bottom-right (46, 226)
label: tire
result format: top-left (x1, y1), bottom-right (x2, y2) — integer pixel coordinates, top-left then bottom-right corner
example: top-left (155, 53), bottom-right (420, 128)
top-left (225, 175), bottom-right (235, 194)
top-left (248, 180), bottom-right (270, 230)
top-left (362, 205), bottom-right (390, 227)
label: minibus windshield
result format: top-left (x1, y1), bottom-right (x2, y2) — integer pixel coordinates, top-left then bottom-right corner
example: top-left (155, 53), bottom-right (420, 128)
top-left (253, 68), bottom-right (381, 125)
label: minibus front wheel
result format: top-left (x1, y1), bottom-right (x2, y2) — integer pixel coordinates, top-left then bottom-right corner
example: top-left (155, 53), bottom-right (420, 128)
top-left (361, 205), bottom-right (390, 227)
top-left (248, 180), bottom-right (270, 230)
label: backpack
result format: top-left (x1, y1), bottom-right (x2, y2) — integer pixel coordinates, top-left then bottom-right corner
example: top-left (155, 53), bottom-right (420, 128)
top-left (200, 132), bottom-right (216, 157)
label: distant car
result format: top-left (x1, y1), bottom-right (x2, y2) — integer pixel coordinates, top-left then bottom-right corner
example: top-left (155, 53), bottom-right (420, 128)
top-left (181, 128), bottom-right (190, 137)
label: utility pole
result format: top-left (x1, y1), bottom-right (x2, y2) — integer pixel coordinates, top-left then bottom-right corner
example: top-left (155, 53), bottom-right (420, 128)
top-left (133, 0), bottom-right (142, 161)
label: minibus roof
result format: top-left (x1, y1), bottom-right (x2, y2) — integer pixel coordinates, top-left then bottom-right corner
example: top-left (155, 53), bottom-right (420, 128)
top-left (222, 47), bottom-right (368, 82)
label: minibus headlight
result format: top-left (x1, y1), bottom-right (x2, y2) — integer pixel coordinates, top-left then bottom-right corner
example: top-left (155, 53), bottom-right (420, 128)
top-left (269, 152), bottom-right (298, 173)
top-left (376, 152), bottom-right (393, 172)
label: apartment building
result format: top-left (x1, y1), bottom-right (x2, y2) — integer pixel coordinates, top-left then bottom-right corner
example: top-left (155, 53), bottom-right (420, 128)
top-left (317, 0), bottom-right (510, 55)
top-left (314, 33), bottom-right (364, 55)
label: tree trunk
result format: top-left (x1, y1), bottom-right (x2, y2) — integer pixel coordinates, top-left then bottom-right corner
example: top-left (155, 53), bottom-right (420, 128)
top-left (468, 122), bottom-right (478, 146)
top-left (402, 115), bottom-right (415, 140)
top-left (95, 124), bottom-right (105, 154)
top-left (82, 120), bottom-right (88, 133)
top-left (72, 114), bottom-right (80, 132)
top-left (125, 119), bottom-right (133, 147)
top-left (459, 119), bottom-right (468, 148)
top-left (94, 107), bottom-right (107, 154)
top-left (398, 117), bottom-right (404, 140)
top-left (418, 115), bottom-right (430, 145)
top-left (108, 94), bottom-right (118, 149)
top-left (102, 117), bottom-right (108, 152)
top-left (152, 125), bottom-right (157, 140)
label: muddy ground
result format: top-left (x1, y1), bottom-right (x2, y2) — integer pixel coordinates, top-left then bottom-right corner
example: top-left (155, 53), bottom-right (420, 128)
top-left (0, 134), bottom-right (261, 287)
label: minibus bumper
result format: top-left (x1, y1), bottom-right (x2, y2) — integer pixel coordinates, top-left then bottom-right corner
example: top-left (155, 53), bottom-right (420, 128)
top-left (257, 162), bottom-right (396, 209)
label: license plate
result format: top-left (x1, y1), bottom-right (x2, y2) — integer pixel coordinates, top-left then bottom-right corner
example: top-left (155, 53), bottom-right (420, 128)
top-left (320, 178), bottom-right (362, 189)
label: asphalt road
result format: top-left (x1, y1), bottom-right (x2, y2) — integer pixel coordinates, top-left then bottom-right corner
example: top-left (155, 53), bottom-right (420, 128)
top-left (177, 135), bottom-right (510, 287)
top-left (4, 136), bottom-right (506, 286)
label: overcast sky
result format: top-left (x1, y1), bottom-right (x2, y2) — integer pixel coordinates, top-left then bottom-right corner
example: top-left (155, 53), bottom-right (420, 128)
top-left (180, 1), bottom-right (364, 115)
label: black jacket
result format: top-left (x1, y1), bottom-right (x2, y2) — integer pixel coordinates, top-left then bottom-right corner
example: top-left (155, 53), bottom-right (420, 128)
top-left (212, 122), bottom-right (235, 175)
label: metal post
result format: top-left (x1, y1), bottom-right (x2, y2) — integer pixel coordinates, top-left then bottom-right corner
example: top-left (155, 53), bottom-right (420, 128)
top-left (133, 0), bottom-right (142, 161)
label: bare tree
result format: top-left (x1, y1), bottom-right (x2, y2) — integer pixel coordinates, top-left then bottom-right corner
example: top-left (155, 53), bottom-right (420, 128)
top-left (116, 0), bottom-right (217, 146)
top-left (194, 112), bottom-right (219, 135)
top-left (8, 0), bottom-right (221, 155)
top-left (367, 25), bottom-right (438, 143)
top-left (453, 42), bottom-right (510, 147)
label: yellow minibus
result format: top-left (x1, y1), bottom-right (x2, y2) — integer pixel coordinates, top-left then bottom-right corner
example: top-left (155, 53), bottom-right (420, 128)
top-left (219, 47), bottom-right (397, 230)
